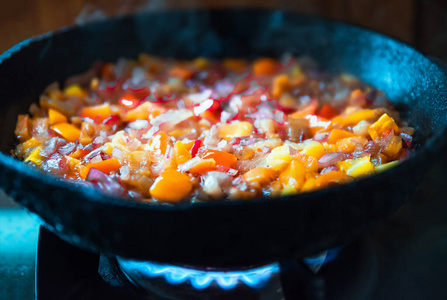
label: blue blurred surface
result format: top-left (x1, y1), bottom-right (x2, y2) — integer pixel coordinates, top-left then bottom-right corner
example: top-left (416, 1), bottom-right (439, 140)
top-left (0, 191), bottom-right (39, 300)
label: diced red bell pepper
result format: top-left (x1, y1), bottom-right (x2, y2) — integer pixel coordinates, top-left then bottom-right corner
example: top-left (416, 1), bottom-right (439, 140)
top-left (317, 104), bottom-right (339, 120)
top-left (190, 140), bottom-right (202, 157)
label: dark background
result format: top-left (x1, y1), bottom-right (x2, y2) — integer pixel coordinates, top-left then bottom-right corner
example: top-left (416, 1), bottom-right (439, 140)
top-left (1, 0), bottom-right (447, 59)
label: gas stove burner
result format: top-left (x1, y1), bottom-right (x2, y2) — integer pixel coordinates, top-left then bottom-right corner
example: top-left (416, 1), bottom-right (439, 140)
top-left (117, 259), bottom-right (280, 290)
top-left (117, 258), bottom-right (284, 299)
top-left (115, 247), bottom-right (348, 299)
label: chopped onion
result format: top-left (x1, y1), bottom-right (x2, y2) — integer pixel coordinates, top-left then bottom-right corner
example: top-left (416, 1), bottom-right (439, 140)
top-left (321, 165), bottom-right (338, 174)
top-left (89, 155), bottom-right (103, 164)
top-left (42, 153), bottom-right (69, 176)
top-left (400, 132), bottom-right (413, 147)
top-left (58, 143), bottom-right (76, 155)
top-left (85, 147), bottom-right (103, 160)
top-left (177, 156), bottom-right (201, 172)
top-left (261, 146), bottom-right (271, 153)
top-left (239, 138), bottom-right (258, 146)
top-left (201, 171), bottom-right (232, 199)
top-left (128, 119), bottom-right (149, 130)
top-left (112, 147), bottom-right (125, 161)
top-left (193, 99), bottom-right (215, 116)
top-left (313, 132), bottom-right (330, 142)
top-left (150, 109), bottom-right (193, 128)
top-left (188, 89), bottom-right (213, 103)
top-left (318, 152), bottom-right (353, 168)
top-left (41, 137), bottom-right (67, 157)
top-left (234, 153), bottom-right (268, 173)
top-left (120, 165), bottom-right (130, 181)
top-left (214, 78), bottom-right (234, 97)
top-left (126, 138), bottom-right (141, 151)
top-left (86, 168), bottom-right (124, 196)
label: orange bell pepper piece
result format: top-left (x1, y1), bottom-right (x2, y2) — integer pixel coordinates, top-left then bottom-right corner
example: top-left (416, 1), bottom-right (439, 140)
top-left (15, 114), bottom-right (31, 142)
top-left (81, 103), bottom-right (112, 123)
top-left (327, 129), bottom-right (356, 144)
top-left (149, 132), bottom-right (170, 155)
top-left (48, 108), bottom-right (68, 125)
top-left (174, 141), bottom-right (192, 165)
top-left (253, 58), bottom-right (277, 76)
top-left (122, 102), bottom-right (155, 122)
top-left (51, 123), bottom-right (81, 142)
top-left (70, 148), bottom-right (90, 159)
top-left (289, 99), bottom-right (318, 119)
top-left (80, 158), bottom-right (121, 179)
top-left (243, 167), bottom-right (278, 186)
top-left (272, 74), bottom-right (290, 99)
top-left (188, 159), bottom-right (217, 174)
top-left (170, 66), bottom-right (194, 80)
top-left (348, 89), bottom-right (366, 107)
top-left (223, 58), bottom-right (248, 72)
top-left (150, 170), bottom-right (192, 202)
top-left (279, 160), bottom-right (306, 191)
top-left (292, 152), bottom-right (319, 173)
top-left (315, 171), bottom-right (351, 188)
top-left (202, 149), bottom-right (237, 168)
top-left (335, 137), bottom-right (357, 153)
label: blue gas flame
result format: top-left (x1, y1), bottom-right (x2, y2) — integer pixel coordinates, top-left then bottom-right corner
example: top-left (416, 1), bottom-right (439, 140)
top-left (119, 260), bottom-right (279, 290)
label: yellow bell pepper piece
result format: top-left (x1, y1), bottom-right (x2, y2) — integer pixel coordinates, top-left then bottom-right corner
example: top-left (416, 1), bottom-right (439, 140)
top-left (337, 109), bottom-right (379, 127)
top-left (301, 177), bottom-right (318, 193)
top-left (25, 147), bottom-right (44, 165)
top-left (297, 140), bottom-right (326, 160)
top-left (281, 184), bottom-right (298, 196)
top-left (23, 137), bottom-right (40, 150)
top-left (193, 57), bottom-right (209, 70)
top-left (382, 135), bottom-right (402, 158)
top-left (266, 145), bottom-right (292, 171)
top-left (346, 156), bottom-right (374, 178)
top-left (64, 84), bottom-right (87, 98)
top-left (48, 108), bottom-right (68, 125)
top-left (218, 122), bottom-right (253, 139)
top-left (174, 141), bottom-right (192, 165)
top-left (368, 113), bottom-right (400, 140)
